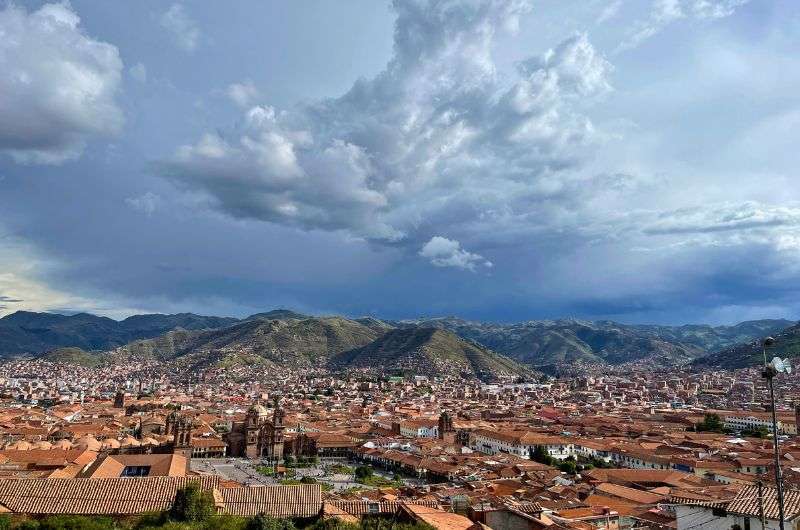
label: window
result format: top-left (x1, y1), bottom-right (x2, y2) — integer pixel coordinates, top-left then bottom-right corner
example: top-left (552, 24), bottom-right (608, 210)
top-left (744, 517), bottom-right (751, 530)
top-left (122, 465), bottom-right (151, 477)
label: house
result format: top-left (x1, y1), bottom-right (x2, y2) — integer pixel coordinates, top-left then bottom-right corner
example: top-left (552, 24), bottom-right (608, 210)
top-left (470, 430), bottom-right (572, 460)
top-left (674, 484), bottom-right (800, 530)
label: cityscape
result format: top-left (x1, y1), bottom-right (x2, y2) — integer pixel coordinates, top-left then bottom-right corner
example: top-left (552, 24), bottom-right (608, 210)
top-left (1, 0), bottom-right (799, 529)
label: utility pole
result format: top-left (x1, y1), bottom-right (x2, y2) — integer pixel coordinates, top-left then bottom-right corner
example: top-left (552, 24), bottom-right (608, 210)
top-left (761, 337), bottom-right (786, 530)
top-left (757, 479), bottom-right (766, 530)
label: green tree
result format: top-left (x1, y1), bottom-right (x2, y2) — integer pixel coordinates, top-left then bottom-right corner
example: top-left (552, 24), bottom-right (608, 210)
top-left (698, 413), bottom-right (724, 433)
top-left (170, 482), bottom-right (216, 522)
top-left (29, 516), bottom-right (115, 530)
top-left (354, 466), bottom-right (374, 480)
top-left (308, 519), bottom-right (359, 530)
top-left (246, 514), bottom-right (297, 530)
top-left (204, 516), bottom-right (249, 530)
top-left (558, 460), bottom-right (577, 475)
top-left (300, 476), bottom-right (317, 484)
top-left (529, 445), bottom-right (555, 466)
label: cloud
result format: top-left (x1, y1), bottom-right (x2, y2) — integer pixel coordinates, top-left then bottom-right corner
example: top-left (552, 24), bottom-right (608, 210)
top-left (129, 62), bottom-right (147, 83)
top-left (226, 81), bottom-right (260, 108)
top-left (0, 234), bottom-right (110, 318)
top-left (419, 236), bottom-right (492, 271)
top-left (621, 0), bottom-right (749, 50)
top-left (0, 2), bottom-right (123, 164)
top-left (125, 192), bottom-right (161, 216)
top-left (157, 0), bottom-right (612, 257)
top-left (0, 296), bottom-right (24, 303)
top-left (644, 202), bottom-right (800, 236)
top-left (160, 3), bottom-right (199, 52)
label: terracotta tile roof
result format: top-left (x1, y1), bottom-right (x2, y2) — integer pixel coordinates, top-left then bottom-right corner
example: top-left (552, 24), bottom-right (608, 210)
top-left (219, 484), bottom-right (321, 517)
top-left (594, 483), bottom-right (665, 505)
top-left (322, 503), bottom-right (359, 523)
top-left (0, 449), bottom-right (97, 468)
top-left (0, 476), bottom-right (220, 514)
top-left (727, 485), bottom-right (800, 520)
top-left (329, 500), bottom-right (441, 516)
top-left (401, 503), bottom-right (474, 530)
top-left (81, 454), bottom-right (187, 478)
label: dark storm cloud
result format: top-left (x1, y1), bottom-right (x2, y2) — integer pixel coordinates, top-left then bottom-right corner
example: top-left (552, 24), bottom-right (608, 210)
top-left (1, 0), bottom-right (798, 325)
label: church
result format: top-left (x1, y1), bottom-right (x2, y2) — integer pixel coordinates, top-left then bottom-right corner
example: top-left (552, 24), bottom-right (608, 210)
top-left (226, 398), bottom-right (285, 460)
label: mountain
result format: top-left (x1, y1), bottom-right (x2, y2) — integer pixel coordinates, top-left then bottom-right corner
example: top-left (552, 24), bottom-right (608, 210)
top-left (399, 317), bottom-right (793, 367)
top-left (38, 347), bottom-right (105, 367)
top-left (0, 311), bottom-right (238, 357)
top-left (244, 309), bottom-right (309, 321)
top-left (2, 309), bottom-right (792, 370)
top-left (331, 327), bottom-right (533, 381)
top-left (693, 321), bottom-right (800, 370)
top-left (112, 316), bottom-right (383, 370)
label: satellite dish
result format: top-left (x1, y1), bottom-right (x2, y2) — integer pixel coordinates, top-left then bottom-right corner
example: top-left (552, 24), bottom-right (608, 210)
top-left (771, 357), bottom-right (792, 374)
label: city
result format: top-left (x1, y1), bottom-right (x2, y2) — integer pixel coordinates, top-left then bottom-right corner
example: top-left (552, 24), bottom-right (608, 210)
top-left (1, 0), bottom-right (799, 528)
top-left (0, 338), bottom-right (794, 529)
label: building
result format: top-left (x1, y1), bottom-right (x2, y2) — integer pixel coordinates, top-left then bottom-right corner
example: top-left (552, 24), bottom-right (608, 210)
top-left (723, 411), bottom-right (797, 436)
top-left (226, 399), bottom-right (286, 460)
top-left (675, 484), bottom-right (800, 530)
top-left (470, 430), bottom-right (573, 460)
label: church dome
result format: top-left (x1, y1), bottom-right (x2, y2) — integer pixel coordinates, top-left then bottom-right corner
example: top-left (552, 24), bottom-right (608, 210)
top-left (248, 403), bottom-right (269, 417)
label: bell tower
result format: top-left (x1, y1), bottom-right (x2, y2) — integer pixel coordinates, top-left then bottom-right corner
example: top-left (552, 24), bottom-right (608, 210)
top-left (270, 396), bottom-right (285, 461)
top-left (172, 413), bottom-right (193, 472)
top-left (438, 411), bottom-right (454, 439)
top-left (114, 389), bottom-right (125, 409)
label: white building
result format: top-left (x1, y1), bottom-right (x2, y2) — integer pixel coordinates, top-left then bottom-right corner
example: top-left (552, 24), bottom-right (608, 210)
top-left (675, 484), bottom-right (800, 530)
top-left (470, 429), bottom-right (573, 460)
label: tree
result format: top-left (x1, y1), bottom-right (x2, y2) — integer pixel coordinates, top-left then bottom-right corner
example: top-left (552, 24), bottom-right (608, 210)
top-left (284, 456), bottom-right (296, 467)
top-left (300, 476), bottom-right (317, 484)
top-left (28, 516), bottom-right (115, 530)
top-left (170, 482), bottom-right (216, 522)
top-left (308, 519), bottom-right (359, 530)
top-left (558, 460), bottom-right (577, 475)
top-left (205, 517), bottom-right (249, 530)
top-left (530, 445), bottom-right (555, 466)
top-left (355, 465), bottom-right (374, 480)
top-left (246, 514), bottom-right (297, 530)
top-left (698, 413), bottom-right (724, 433)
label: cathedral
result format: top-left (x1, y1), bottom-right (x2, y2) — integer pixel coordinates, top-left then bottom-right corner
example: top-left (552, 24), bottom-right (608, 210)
top-left (226, 398), bottom-right (285, 460)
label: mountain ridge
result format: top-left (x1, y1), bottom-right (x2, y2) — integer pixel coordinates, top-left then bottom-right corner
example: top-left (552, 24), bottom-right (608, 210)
top-left (692, 321), bottom-right (800, 370)
top-left (330, 327), bottom-right (533, 381)
top-left (3, 310), bottom-right (794, 370)
top-left (396, 317), bottom-right (793, 367)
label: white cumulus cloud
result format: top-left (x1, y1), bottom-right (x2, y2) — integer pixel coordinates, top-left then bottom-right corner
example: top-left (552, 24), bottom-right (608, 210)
top-left (157, 0), bottom-right (612, 257)
top-left (0, 2), bottom-right (124, 164)
top-left (419, 236), bottom-right (492, 271)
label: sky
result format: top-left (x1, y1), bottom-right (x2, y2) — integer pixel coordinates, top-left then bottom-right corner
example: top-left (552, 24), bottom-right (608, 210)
top-left (1, 0), bottom-right (799, 325)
